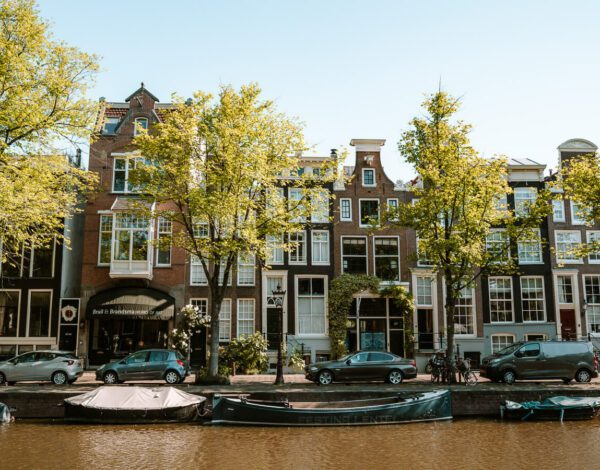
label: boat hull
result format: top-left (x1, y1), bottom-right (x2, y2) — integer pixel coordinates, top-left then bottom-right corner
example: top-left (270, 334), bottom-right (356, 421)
top-left (501, 396), bottom-right (600, 421)
top-left (211, 390), bottom-right (452, 426)
top-left (64, 402), bottom-right (204, 424)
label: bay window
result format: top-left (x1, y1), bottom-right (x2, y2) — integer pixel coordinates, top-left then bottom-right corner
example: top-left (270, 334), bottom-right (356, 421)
top-left (114, 214), bottom-right (149, 262)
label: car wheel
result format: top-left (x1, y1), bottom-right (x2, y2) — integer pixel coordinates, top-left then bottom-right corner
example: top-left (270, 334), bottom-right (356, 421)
top-left (0, 372), bottom-right (5, 385)
top-left (165, 370), bottom-right (181, 384)
top-left (388, 370), bottom-right (404, 385)
top-left (502, 369), bottom-right (516, 385)
top-left (575, 368), bottom-right (592, 383)
top-left (317, 370), bottom-right (334, 385)
top-left (52, 371), bottom-right (68, 385)
top-left (103, 371), bottom-right (118, 384)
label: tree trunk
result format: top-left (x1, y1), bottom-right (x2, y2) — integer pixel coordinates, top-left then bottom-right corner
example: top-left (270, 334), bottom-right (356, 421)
top-left (208, 294), bottom-right (222, 377)
top-left (444, 287), bottom-right (457, 384)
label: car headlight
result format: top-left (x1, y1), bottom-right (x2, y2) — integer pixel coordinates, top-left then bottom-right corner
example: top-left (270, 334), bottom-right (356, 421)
top-left (309, 366), bottom-right (318, 372)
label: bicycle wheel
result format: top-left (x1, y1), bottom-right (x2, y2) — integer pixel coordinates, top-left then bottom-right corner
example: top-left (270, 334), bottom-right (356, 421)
top-left (465, 371), bottom-right (478, 386)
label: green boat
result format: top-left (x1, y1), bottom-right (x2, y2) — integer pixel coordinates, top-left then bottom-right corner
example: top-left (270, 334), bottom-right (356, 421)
top-left (501, 396), bottom-right (600, 422)
top-left (210, 390), bottom-right (452, 426)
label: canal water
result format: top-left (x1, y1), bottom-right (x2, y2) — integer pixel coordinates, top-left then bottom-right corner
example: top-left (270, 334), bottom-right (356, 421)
top-left (1, 419), bottom-right (598, 469)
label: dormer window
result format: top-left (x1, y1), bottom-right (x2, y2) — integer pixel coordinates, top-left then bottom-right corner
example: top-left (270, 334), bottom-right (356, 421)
top-left (362, 168), bottom-right (375, 187)
top-left (103, 117), bottom-right (119, 135)
top-left (134, 117), bottom-right (148, 136)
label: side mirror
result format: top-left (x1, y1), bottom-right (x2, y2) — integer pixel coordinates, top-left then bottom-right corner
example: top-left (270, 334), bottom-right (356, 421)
top-left (514, 351), bottom-right (523, 358)
top-left (119, 360), bottom-right (127, 365)
top-left (345, 359), bottom-right (352, 365)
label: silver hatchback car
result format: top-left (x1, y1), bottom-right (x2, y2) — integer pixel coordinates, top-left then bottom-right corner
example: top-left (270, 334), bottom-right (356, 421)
top-left (0, 350), bottom-right (84, 385)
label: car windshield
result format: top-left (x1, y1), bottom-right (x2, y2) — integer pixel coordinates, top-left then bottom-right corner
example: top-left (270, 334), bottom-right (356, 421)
top-left (495, 343), bottom-right (522, 356)
top-left (337, 354), bottom-right (353, 362)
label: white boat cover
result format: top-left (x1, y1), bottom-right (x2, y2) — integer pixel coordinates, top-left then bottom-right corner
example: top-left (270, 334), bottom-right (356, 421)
top-left (65, 386), bottom-right (206, 410)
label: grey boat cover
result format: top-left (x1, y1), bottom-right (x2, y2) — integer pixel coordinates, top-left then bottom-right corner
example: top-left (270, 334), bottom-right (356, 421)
top-left (0, 402), bottom-right (11, 423)
top-left (505, 396), bottom-right (600, 411)
top-left (65, 386), bottom-right (206, 410)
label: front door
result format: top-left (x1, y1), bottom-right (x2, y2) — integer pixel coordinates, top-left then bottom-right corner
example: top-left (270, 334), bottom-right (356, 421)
top-left (266, 307), bottom-right (280, 350)
top-left (417, 309), bottom-right (434, 350)
top-left (359, 319), bottom-right (386, 350)
top-left (560, 309), bottom-right (576, 340)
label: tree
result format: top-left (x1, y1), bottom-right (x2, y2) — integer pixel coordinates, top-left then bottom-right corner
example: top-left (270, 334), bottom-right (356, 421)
top-left (132, 83), bottom-right (337, 378)
top-left (0, 0), bottom-right (99, 267)
top-left (390, 91), bottom-right (549, 380)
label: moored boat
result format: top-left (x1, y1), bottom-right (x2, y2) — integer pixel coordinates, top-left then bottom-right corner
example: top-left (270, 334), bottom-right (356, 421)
top-left (0, 402), bottom-right (12, 423)
top-left (501, 396), bottom-right (600, 421)
top-left (210, 389), bottom-right (452, 426)
top-left (64, 386), bottom-right (206, 424)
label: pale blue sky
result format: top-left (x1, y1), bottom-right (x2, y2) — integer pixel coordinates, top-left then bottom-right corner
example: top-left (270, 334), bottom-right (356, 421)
top-left (38, 0), bottom-right (600, 179)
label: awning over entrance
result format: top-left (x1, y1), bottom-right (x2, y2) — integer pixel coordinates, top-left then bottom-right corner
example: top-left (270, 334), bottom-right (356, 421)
top-left (87, 288), bottom-right (175, 321)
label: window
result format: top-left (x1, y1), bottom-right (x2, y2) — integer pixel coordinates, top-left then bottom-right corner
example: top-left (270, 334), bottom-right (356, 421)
top-left (30, 239), bottom-right (55, 278)
top-left (552, 200), bottom-right (565, 222)
top-left (311, 189), bottom-right (329, 223)
top-left (359, 199), bottom-right (380, 226)
top-left (557, 275), bottom-right (573, 304)
top-left (585, 276), bottom-right (600, 335)
top-left (218, 259), bottom-right (232, 286)
top-left (494, 194), bottom-right (508, 211)
top-left (489, 278), bottom-right (513, 323)
top-left (237, 299), bottom-right (255, 337)
top-left (297, 277), bottom-right (326, 335)
top-left (374, 237), bottom-right (399, 282)
top-left (98, 215), bottom-right (113, 265)
top-left (266, 234), bottom-right (284, 265)
top-left (486, 229), bottom-right (510, 262)
top-left (454, 287), bottom-right (474, 335)
top-left (416, 277), bottom-right (433, 306)
top-left (103, 117), bottom-right (119, 134)
top-left (113, 214), bottom-right (149, 262)
top-left (417, 238), bottom-right (433, 267)
top-left (27, 290), bottom-right (52, 337)
top-left (514, 187), bottom-right (537, 216)
top-left (340, 199), bottom-right (352, 221)
top-left (587, 231), bottom-right (600, 263)
top-left (156, 218), bottom-right (172, 266)
top-left (133, 117), bottom-right (148, 136)
top-left (491, 334), bottom-right (515, 353)
top-left (521, 277), bottom-right (545, 322)
top-left (517, 230), bottom-right (542, 264)
top-left (190, 298), bottom-right (207, 314)
top-left (362, 168), bottom-right (375, 187)
top-left (112, 157), bottom-right (144, 193)
top-left (571, 201), bottom-right (589, 225)
top-left (0, 290), bottom-right (19, 337)
top-left (0, 241), bottom-right (23, 278)
top-left (342, 237), bottom-right (367, 274)
top-left (190, 256), bottom-right (208, 285)
top-left (555, 231), bottom-right (582, 263)
top-left (237, 253), bottom-right (255, 286)
top-left (265, 188), bottom-right (284, 217)
top-left (289, 231), bottom-right (306, 264)
top-left (387, 198), bottom-right (399, 221)
top-left (288, 188), bottom-right (306, 222)
top-left (193, 221), bottom-right (208, 238)
top-left (518, 343), bottom-right (540, 357)
top-left (311, 231), bottom-right (329, 265)
top-left (525, 333), bottom-right (547, 341)
top-left (218, 299), bottom-right (231, 342)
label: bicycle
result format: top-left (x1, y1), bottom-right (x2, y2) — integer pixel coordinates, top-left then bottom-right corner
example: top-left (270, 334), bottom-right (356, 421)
top-left (457, 357), bottom-right (478, 386)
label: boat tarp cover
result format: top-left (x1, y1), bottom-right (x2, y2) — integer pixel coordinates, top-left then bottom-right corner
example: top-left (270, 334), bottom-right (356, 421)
top-left (505, 396), bottom-right (600, 411)
top-left (65, 386), bottom-right (206, 410)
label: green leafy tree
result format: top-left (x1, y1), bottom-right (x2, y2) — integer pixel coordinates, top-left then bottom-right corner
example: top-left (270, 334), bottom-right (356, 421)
top-left (221, 332), bottom-right (269, 374)
top-left (0, 0), bottom-right (99, 266)
top-left (132, 83), bottom-right (337, 378)
top-left (390, 91), bottom-right (550, 379)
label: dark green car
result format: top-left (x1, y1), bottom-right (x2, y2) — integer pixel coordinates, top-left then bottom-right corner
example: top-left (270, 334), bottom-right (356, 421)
top-left (305, 351), bottom-right (418, 385)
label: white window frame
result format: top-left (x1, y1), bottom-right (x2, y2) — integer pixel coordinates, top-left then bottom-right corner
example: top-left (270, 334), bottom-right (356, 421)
top-left (133, 117), bottom-right (148, 136)
top-left (491, 334), bottom-right (516, 353)
top-left (155, 217), bottom-right (172, 267)
top-left (295, 275), bottom-right (328, 337)
top-left (289, 231), bottom-right (307, 265)
top-left (112, 213), bottom-right (150, 264)
top-left (488, 277), bottom-right (514, 323)
top-left (517, 229), bottom-right (542, 264)
top-left (266, 234), bottom-right (284, 265)
top-left (311, 230), bottom-right (330, 266)
top-left (288, 188), bottom-right (306, 223)
top-left (514, 187), bottom-right (537, 217)
top-left (555, 230), bottom-right (583, 264)
top-left (311, 189), bottom-right (329, 223)
top-left (571, 201), bottom-right (588, 225)
top-left (520, 276), bottom-right (546, 323)
top-left (218, 259), bottom-right (232, 286)
top-left (340, 198), bottom-right (352, 222)
top-left (552, 199), bottom-right (565, 222)
top-left (373, 236), bottom-right (400, 282)
top-left (236, 299), bottom-right (255, 338)
top-left (98, 213), bottom-right (113, 266)
top-left (237, 253), bottom-right (255, 286)
top-left (486, 229), bottom-right (510, 263)
top-left (189, 298), bottom-right (208, 313)
top-left (190, 256), bottom-right (208, 286)
top-left (0, 289), bottom-right (21, 338)
top-left (112, 157), bottom-right (144, 194)
top-left (359, 198), bottom-right (380, 227)
top-left (557, 274), bottom-right (574, 305)
top-left (587, 231), bottom-right (600, 264)
top-left (341, 235), bottom-right (368, 275)
top-left (26, 289), bottom-right (53, 338)
top-left (218, 299), bottom-right (231, 342)
top-left (415, 276), bottom-right (433, 307)
top-left (362, 168), bottom-right (376, 187)
top-left (584, 275), bottom-right (600, 336)
top-left (103, 116), bottom-right (119, 135)
top-left (29, 238), bottom-right (56, 278)
top-left (453, 286), bottom-right (476, 336)
top-left (416, 238), bottom-right (433, 267)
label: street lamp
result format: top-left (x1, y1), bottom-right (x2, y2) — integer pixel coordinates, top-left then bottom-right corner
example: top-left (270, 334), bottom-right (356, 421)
top-left (582, 300), bottom-right (590, 341)
top-left (272, 284), bottom-right (286, 385)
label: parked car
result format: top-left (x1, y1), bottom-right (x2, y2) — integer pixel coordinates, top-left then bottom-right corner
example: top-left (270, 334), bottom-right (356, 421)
top-left (480, 340), bottom-right (599, 384)
top-left (95, 349), bottom-right (189, 384)
top-left (305, 351), bottom-right (417, 385)
top-left (0, 351), bottom-right (83, 385)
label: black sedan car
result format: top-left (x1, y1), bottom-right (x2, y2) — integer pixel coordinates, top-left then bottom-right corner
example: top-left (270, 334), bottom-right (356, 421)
top-left (305, 351), bottom-right (417, 385)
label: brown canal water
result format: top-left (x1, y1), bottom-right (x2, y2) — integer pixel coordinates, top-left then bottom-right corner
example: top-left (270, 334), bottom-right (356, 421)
top-left (0, 419), bottom-right (598, 470)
